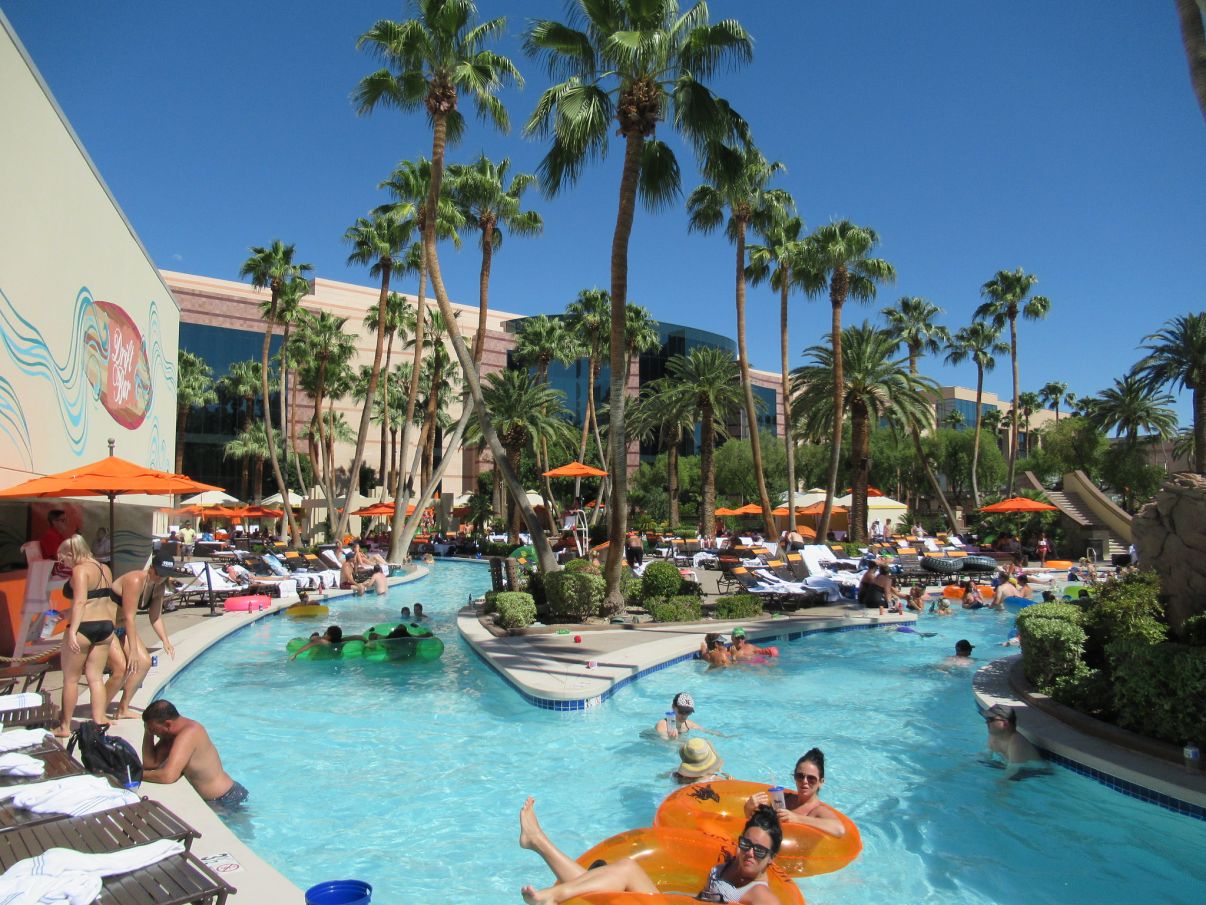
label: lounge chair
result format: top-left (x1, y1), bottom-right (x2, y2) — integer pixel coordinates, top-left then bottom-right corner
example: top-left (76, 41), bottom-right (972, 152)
top-left (0, 692), bottom-right (58, 730)
top-left (0, 742), bottom-right (84, 799)
top-left (0, 663), bottom-right (50, 696)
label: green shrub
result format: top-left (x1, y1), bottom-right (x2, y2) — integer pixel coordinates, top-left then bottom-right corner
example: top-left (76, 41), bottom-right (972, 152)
top-left (522, 570), bottom-right (548, 612)
top-left (1016, 602), bottom-right (1087, 629)
top-left (564, 558), bottom-right (600, 575)
top-left (1181, 613), bottom-right (1206, 646)
top-left (620, 570), bottom-right (643, 608)
top-left (1050, 665), bottom-right (1112, 718)
top-left (648, 595), bottom-right (703, 623)
top-left (1082, 570), bottom-right (1166, 667)
top-left (482, 591), bottom-right (498, 614)
top-left (641, 561), bottom-right (683, 601)
top-left (1018, 616), bottom-right (1086, 691)
top-left (495, 592), bottom-right (536, 629)
top-left (543, 571), bottom-right (606, 622)
top-left (480, 542), bottom-right (519, 558)
top-left (715, 594), bottom-right (763, 620)
top-left (1107, 640), bottom-right (1206, 745)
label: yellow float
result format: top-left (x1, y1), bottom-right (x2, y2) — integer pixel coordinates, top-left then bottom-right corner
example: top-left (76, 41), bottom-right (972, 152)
top-left (285, 603), bottom-right (330, 618)
top-left (653, 780), bottom-right (860, 877)
top-left (561, 826), bottom-right (803, 905)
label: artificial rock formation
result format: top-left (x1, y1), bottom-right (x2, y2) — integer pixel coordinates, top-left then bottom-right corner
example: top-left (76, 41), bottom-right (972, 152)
top-left (1133, 473), bottom-right (1206, 633)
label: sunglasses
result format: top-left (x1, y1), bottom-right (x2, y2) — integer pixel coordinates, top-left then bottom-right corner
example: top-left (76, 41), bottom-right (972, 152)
top-left (737, 836), bottom-right (772, 859)
top-left (794, 772), bottom-right (821, 783)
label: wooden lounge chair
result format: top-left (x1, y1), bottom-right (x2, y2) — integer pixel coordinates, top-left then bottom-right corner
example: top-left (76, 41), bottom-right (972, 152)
top-left (0, 742), bottom-right (84, 796)
top-left (0, 810), bottom-right (233, 904)
top-left (0, 662), bottom-right (50, 696)
top-left (0, 692), bottom-right (58, 730)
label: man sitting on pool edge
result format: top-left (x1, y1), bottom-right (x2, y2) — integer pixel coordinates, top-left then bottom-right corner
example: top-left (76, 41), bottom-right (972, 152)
top-left (141, 699), bottom-right (247, 808)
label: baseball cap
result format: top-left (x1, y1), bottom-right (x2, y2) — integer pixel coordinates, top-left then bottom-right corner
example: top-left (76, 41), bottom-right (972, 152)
top-left (731, 627), bottom-right (747, 639)
top-left (672, 692), bottom-right (695, 714)
top-left (151, 553), bottom-right (191, 578)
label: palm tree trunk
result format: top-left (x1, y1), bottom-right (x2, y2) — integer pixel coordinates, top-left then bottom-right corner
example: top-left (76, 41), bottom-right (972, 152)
top-left (817, 268), bottom-right (848, 541)
top-left (241, 395), bottom-right (253, 501)
top-left (389, 426), bottom-right (399, 492)
top-left (174, 406), bottom-right (188, 475)
top-left (389, 261), bottom-right (427, 560)
top-left (288, 352), bottom-right (303, 498)
top-left (507, 446), bottom-right (523, 543)
top-left (734, 221), bottom-right (776, 539)
top-left (1176, 0), bottom-right (1206, 124)
top-left (601, 131), bottom-right (645, 613)
top-left (908, 351), bottom-right (959, 530)
top-left (254, 457), bottom-right (264, 501)
top-left (260, 301), bottom-right (300, 546)
top-left (971, 367), bottom-right (985, 507)
top-left (379, 332), bottom-right (395, 486)
top-left (779, 272), bottom-right (796, 527)
top-left (1007, 314), bottom-right (1019, 492)
top-left (701, 402), bottom-right (717, 539)
top-left (474, 222), bottom-right (495, 363)
top-left (240, 455), bottom-right (250, 500)
top-left (396, 398), bottom-right (474, 560)
top-left (850, 401), bottom-right (870, 541)
top-left (336, 262), bottom-right (392, 539)
top-left (411, 110), bottom-right (556, 572)
top-left (668, 423), bottom-right (681, 528)
top-left (279, 326), bottom-right (291, 490)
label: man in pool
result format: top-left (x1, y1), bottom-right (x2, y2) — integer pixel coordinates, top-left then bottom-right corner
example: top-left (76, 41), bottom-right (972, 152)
top-left (141, 699), bottom-right (247, 808)
top-left (289, 625), bottom-right (368, 659)
top-left (728, 627), bottom-right (761, 662)
top-left (983, 703), bottom-right (1046, 778)
top-left (942, 639), bottom-right (976, 668)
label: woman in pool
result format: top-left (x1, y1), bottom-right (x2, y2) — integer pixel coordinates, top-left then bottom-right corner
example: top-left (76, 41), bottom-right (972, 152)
top-left (519, 797), bottom-right (784, 904)
top-left (672, 738), bottom-right (729, 784)
top-left (961, 580), bottom-right (985, 609)
top-left (744, 748), bottom-right (846, 838)
top-left (655, 692), bottom-right (709, 739)
top-left (55, 535), bottom-right (118, 737)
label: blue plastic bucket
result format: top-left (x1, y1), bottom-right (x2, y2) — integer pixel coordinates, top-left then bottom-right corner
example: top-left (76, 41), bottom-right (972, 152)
top-left (304, 880), bottom-right (372, 905)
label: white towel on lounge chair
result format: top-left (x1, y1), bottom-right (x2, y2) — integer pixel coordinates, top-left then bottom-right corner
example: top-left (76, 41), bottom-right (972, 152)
top-left (0, 730), bottom-right (50, 753)
top-left (0, 775), bottom-right (139, 816)
top-left (0, 694), bottom-right (42, 713)
top-left (0, 838), bottom-right (185, 905)
top-left (0, 753), bottom-right (44, 777)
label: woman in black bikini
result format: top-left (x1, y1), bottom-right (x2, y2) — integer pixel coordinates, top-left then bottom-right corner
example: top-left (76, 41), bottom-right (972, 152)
top-left (55, 535), bottom-right (118, 737)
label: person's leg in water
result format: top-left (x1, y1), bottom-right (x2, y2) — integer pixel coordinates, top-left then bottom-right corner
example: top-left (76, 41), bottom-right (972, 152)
top-left (519, 797), bottom-right (657, 904)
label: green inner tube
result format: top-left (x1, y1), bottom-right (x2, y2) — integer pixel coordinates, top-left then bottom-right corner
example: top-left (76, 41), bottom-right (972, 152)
top-left (288, 623), bottom-right (443, 662)
top-left (286, 638), bottom-right (365, 660)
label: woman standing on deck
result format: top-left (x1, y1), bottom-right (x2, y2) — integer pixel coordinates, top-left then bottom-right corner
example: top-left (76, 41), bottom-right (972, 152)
top-left (54, 536), bottom-right (117, 737)
top-left (104, 554), bottom-right (180, 720)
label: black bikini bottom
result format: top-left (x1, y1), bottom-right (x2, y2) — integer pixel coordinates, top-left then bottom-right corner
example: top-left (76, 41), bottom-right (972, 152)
top-left (77, 620), bottom-right (115, 644)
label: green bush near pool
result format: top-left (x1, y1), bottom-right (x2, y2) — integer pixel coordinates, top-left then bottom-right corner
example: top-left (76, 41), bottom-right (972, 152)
top-left (495, 591), bottom-right (536, 629)
top-left (543, 571), bottom-right (605, 621)
top-left (714, 594), bottom-right (763, 620)
top-left (647, 595), bottom-right (702, 623)
top-left (641, 561), bottom-right (683, 601)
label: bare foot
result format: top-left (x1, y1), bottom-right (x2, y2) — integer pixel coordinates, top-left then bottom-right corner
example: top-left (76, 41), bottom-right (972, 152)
top-left (53, 726), bottom-right (72, 738)
top-left (520, 885), bottom-right (555, 905)
top-left (519, 796), bottom-right (545, 851)
top-left (113, 710), bottom-right (137, 720)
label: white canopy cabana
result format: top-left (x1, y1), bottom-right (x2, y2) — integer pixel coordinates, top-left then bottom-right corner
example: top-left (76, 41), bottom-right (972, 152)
top-left (261, 489), bottom-right (304, 507)
top-left (178, 490), bottom-right (240, 507)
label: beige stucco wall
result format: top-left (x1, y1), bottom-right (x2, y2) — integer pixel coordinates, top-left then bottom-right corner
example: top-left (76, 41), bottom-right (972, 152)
top-left (0, 13), bottom-right (179, 564)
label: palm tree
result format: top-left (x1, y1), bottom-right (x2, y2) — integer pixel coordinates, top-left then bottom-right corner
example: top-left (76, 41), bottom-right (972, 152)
top-left (273, 275), bottom-right (310, 496)
top-left (792, 323), bottom-right (937, 542)
top-left (798, 221), bottom-right (896, 541)
top-left (239, 240), bottom-right (312, 546)
top-left (1039, 380), bottom-right (1069, 422)
top-left (945, 322), bottom-right (1009, 506)
top-left (628, 379), bottom-right (695, 528)
top-left (224, 422), bottom-right (270, 501)
top-left (881, 296), bottom-right (958, 530)
top-left (1175, 0), bottom-right (1206, 124)
top-left (445, 154), bottom-right (543, 361)
top-left (747, 201), bottom-right (804, 516)
top-left (339, 210), bottom-right (414, 534)
top-left (974, 267), bottom-right (1052, 492)
top-left (217, 359), bottom-right (262, 499)
top-left (565, 289), bottom-right (612, 487)
top-left (687, 143), bottom-right (790, 540)
top-left (1133, 312), bottom-right (1206, 475)
top-left (469, 369), bottom-right (576, 542)
top-left (354, 2), bottom-right (551, 568)
top-left (662, 347), bottom-right (744, 539)
top-left (364, 291), bottom-right (413, 485)
top-left (524, 0), bottom-right (754, 604)
top-left (943, 409), bottom-right (966, 430)
top-left (1085, 374), bottom-right (1179, 445)
top-left (1017, 391), bottom-right (1043, 456)
top-left (175, 350), bottom-right (217, 476)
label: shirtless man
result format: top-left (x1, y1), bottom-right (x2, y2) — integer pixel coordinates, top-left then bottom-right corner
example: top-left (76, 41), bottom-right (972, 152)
top-left (141, 699), bottom-right (247, 808)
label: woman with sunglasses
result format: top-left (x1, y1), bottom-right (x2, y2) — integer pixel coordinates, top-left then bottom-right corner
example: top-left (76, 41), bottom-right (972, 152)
top-left (519, 797), bottom-right (784, 903)
top-left (744, 748), bottom-right (846, 838)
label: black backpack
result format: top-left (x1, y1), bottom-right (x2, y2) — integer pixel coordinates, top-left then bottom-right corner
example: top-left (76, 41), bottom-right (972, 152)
top-left (67, 721), bottom-right (143, 785)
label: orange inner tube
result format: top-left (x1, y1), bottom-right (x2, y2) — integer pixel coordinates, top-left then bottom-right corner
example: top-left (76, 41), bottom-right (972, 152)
top-left (560, 826), bottom-right (804, 905)
top-left (653, 780), bottom-right (861, 878)
top-left (1044, 560), bottom-right (1074, 569)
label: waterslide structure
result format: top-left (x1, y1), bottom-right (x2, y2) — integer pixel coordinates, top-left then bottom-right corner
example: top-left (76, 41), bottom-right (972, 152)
top-left (1021, 470), bottom-right (1131, 563)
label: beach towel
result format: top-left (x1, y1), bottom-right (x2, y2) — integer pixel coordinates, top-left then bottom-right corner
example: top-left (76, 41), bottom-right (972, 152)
top-left (0, 753), bottom-right (44, 777)
top-left (0, 775), bottom-right (139, 816)
top-left (0, 838), bottom-right (185, 905)
top-left (0, 729), bottom-right (51, 753)
top-left (0, 694), bottom-right (42, 713)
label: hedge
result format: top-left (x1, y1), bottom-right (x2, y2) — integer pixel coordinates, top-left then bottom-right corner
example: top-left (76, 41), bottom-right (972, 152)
top-left (647, 595), bottom-right (703, 623)
top-left (1016, 602), bottom-right (1087, 629)
top-left (1017, 615), bottom-right (1086, 691)
top-left (1107, 639), bottom-right (1206, 745)
top-left (564, 558), bottom-right (600, 575)
top-left (621, 570), bottom-right (643, 608)
top-left (543, 571), bottom-right (605, 621)
top-left (1182, 613), bottom-right (1206, 646)
top-left (641, 561), bottom-right (683, 601)
top-left (714, 594), bottom-right (763, 620)
top-left (495, 591), bottom-right (536, 629)
top-left (482, 591), bottom-right (498, 614)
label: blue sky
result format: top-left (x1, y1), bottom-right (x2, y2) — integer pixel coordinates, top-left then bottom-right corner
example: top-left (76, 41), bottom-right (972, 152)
top-left (5, 1), bottom-right (1204, 421)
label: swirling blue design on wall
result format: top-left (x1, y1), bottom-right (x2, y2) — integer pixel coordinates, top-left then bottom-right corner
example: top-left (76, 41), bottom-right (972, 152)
top-left (146, 300), bottom-right (177, 391)
top-left (0, 285), bottom-right (99, 454)
top-left (0, 375), bottom-right (34, 471)
top-left (146, 416), bottom-right (171, 472)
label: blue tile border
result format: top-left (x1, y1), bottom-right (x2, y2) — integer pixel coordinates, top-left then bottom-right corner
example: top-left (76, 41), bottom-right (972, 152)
top-left (465, 619), bottom-right (908, 712)
top-left (1042, 749), bottom-right (1206, 822)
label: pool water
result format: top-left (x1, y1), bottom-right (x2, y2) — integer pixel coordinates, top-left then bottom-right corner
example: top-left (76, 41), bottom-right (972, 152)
top-left (161, 564), bottom-right (1206, 904)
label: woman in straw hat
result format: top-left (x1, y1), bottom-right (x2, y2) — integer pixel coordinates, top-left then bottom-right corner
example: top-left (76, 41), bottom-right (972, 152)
top-left (673, 738), bottom-right (729, 784)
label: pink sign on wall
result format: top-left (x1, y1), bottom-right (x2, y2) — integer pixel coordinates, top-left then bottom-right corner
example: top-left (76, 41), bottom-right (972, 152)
top-left (85, 301), bottom-right (153, 430)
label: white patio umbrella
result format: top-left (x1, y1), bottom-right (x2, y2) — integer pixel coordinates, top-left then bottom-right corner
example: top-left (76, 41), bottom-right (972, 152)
top-left (179, 489), bottom-right (240, 507)
top-left (261, 489), bottom-right (304, 507)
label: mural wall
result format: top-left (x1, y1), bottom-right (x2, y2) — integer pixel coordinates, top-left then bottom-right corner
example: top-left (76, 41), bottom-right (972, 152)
top-left (0, 13), bottom-right (179, 568)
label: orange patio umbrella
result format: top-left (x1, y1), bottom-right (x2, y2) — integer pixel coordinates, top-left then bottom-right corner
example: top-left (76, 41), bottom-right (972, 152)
top-left (0, 452), bottom-right (224, 551)
top-left (542, 461), bottom-right (608, 478)
top-left (979, 496), bottom-right (1058, 513)
top-left (733, 503), bottom-right (765, 516)
top-left (842, 486), bottom-right (885, 497)
top-left (714, 507), bottom-right (737, 516)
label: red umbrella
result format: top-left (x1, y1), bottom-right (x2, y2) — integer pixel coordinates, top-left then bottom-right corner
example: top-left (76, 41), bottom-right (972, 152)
top-left (979, 496), bottom-right (1058, 513)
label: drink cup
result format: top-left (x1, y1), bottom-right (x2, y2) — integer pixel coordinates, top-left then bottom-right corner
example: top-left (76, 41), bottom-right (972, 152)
top-left (1185, 743), bottom-right (1201, 774)
top-left (769, 786), bottom-right (786, 810)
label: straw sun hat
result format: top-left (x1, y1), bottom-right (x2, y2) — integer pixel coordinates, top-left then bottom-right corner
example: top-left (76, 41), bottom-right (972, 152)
top-left (676, 738), bottom-right (723, 778)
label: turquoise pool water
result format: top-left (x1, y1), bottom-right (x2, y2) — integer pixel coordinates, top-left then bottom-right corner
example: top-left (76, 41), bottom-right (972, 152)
top-left (161, 563), bottom-right (1206, 904)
